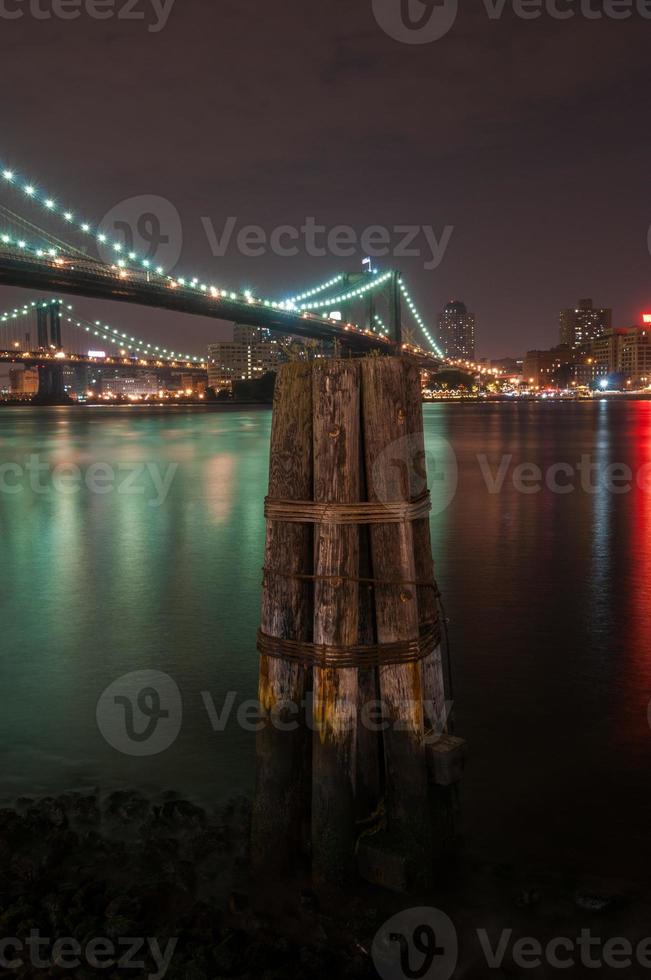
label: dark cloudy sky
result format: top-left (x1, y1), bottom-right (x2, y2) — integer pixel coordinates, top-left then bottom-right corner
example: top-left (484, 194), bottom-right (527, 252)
top-left (1, 0), bottom-right (650, 360)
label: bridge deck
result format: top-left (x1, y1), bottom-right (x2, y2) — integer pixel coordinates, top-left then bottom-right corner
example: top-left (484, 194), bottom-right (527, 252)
top-left (0, 250), bottom-right (397, 354)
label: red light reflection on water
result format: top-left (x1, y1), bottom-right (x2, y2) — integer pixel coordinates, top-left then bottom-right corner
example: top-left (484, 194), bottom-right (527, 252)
top-left (624, 402), bottom-right (651, 720)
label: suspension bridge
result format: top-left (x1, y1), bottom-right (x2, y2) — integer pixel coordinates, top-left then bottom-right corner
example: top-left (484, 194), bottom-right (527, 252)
top-left (0, 157), bottom-right (475, 400)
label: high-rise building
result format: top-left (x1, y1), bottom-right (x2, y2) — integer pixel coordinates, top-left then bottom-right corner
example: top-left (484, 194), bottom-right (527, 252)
top-left (438, 301), bottom-right (476, 360)
top-left (207, 325), bottom-right (285, 390)
top-left (559, 299), bottom-right (611, 350)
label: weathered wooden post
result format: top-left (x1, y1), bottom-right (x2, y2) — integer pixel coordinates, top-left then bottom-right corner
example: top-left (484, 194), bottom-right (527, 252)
top-left (359, 358), bottom-right (430, 880)
top-left (311, 360), bottom-right (360, 886)
top-left (250, 363), bottom-right (313, 878)
top-left (252, 355), bottom-right (463, 892)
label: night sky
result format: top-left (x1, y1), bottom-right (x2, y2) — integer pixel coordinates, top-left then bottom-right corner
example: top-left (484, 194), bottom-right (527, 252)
top-left (1, 0), bottom-right (650, 363)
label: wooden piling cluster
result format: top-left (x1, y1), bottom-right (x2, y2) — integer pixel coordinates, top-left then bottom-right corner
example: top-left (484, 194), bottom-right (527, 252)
top-left (251, 357), bottom-right (464, 892)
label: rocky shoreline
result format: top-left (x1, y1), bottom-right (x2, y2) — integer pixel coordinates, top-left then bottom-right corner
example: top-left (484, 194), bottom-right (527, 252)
top-left (2, 791), bottom-right (650, 978)
top-left (0, 791), bottom-right (383, 979)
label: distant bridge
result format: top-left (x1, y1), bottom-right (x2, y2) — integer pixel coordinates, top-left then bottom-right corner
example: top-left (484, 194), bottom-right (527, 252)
top-left (0, 157), bottom-right (464, 390)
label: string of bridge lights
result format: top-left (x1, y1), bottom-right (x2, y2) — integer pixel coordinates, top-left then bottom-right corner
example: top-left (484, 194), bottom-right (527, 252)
top-left (0, 165), bottom-right (171, 276)
top-left (0, 161), bottom-right (442, 353)
top-left (0, 299), bottom-right (57, 324)
top-left (0, 295), bottom-right (203, 363)
top-left (1, 229), bottom-right (70, 260)
top-left (69, 314), bottom-right (205, 363)
top-left (399, 280), bottom-right (443, 357)
top-left (282, 274), bottom-right (344, 306)
top-left (0, 162), bottom-right (367, 323)
top-left (298, 271), bottom-right (392, 311)
top-left (373, 314), bottom-right (389, 336)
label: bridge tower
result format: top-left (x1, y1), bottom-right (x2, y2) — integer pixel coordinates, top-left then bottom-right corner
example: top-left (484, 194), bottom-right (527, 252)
top-left (339, 269), bottom-right (403, 346)
top-left (37, 304), bottom-right (49, 349)
top-left (37, 362), bottom-right (65, 399)
top-left (389, 269), bottom-right (402, 346)
top-left (49, 300), bottom-right (62, 349)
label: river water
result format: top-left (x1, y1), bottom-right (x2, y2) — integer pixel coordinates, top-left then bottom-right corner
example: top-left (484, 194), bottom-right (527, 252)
top-left (0, 401), bottom-right (649, 879)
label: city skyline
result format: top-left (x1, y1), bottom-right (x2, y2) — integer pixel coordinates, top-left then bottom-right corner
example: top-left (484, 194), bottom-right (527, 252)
top-left (1, 284), bottom-right (648, 380)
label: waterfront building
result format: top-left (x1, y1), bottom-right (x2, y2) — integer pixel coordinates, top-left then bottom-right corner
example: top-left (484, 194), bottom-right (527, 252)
top-left (522, 345), bottom-right (573, 389)
top-left (437, 301), bottom-right (476, 360)
top-left (207, 325), bottom-right (285, 391)
top-left (9, 367), bottom-right (39, 394)
top-left (591, 326), bottom-right (651, 386)
top-left (559, 299), bottom-right (611, 350)
top-left (180, 373), bottom-right (207, 395)
top-left (100, 372), bottom-right (160, 397)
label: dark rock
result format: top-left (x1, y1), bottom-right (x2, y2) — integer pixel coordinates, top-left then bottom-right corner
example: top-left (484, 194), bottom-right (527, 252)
top-left (68, 794), bottom-right (101, 826)
top-left (299, 889), bottom-right (319, 912)
top-left (244, 939), bottom-right (274, 973)
top-left (32, 796), bottom-right (68, 828)
top-left (181, 961), bottom-right (210, 980)
top-left (13, 797), bottom-right (35, 811)
top-left (104, 789), bottom-right (150, 824)
top-left (228, 891), bottom-right (249, 916)
top-left (342, 953), bottom-right (373, 979)
top-left (515, 887), bottom-right (541, 908)
top-left (10, 853), bottom-right (39, 881)
top-left (211, 935), bottom-right (242, 975)
top-left (105, 894), bottom-right (141, 921)
top-left (159, 799), bottom-right (207, 832)
top-left (574, 888), bottom-right (621, 912)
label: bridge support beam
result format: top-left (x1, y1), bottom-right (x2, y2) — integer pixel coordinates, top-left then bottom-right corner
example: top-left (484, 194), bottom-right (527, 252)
top-left (37, 305), bottom-right (49, 349)
top-left (390, 271), bottom-right (402, 347)
top-left (49, 301), bottom-right (62, 349)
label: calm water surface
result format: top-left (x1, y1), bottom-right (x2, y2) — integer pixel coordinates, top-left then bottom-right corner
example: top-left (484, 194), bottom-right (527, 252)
top-left (1, 401), bottom-right (649, 877)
